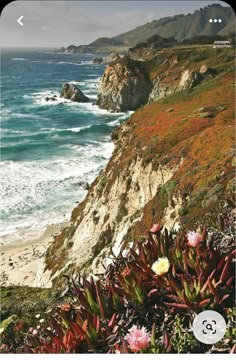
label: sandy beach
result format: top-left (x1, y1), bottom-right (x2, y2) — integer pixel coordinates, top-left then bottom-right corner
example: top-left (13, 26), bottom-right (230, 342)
top-left (0, 222), bottom-right (69, 288)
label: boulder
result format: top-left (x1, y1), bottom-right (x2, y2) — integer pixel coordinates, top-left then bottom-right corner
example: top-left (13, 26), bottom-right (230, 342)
top-left (61, 83), bottom-right (90, 102)
top-left (199, 64), bottom-right (216, 76)
top-left (45, 96), bottom-right (58, 102)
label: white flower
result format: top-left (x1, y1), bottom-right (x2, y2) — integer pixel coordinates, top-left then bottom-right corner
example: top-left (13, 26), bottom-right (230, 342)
top-left (35, 314), bottom-right (40, 319)
top-left (37, 325), bottom-right (40, 330)
top-left (39, 318), bottom-right (45, 324)
top-left (47, 327), bottom-right (52, 331)
top-left (0, 328), bottom-right (4, 334)
top-left (151, 257), bottom-right (170, 276)
top-left (32, 329), bottom-right (38, 335)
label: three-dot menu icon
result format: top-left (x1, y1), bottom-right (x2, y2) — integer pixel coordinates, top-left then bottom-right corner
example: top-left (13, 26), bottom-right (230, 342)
top-left (209, 19), bottom-right (222, 23)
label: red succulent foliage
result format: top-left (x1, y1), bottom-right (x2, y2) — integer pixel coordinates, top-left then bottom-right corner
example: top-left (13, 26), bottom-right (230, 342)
top-left (1, 212), bottom-right (235, 354)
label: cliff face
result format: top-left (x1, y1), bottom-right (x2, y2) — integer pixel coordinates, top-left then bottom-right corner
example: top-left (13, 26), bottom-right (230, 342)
top-left (40, 47), bottom-right (234, 287)
top-left (41, 130), bottom-right (179, 287)
top-left (96, 56), bottom-right (151, 112)
top-left (96, 48), bottom-right (221, 112)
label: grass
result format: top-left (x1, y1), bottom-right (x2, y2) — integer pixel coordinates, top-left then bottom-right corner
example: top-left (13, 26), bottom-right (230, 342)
top-left (1, 287), bottom-right (60, 322)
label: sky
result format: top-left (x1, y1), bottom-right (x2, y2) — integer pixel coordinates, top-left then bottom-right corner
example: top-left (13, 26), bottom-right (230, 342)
top-left (0, 0), bottom-right (230, 47)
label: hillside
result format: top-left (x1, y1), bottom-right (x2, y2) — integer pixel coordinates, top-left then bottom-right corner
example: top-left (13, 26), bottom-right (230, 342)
top-left (114, 4), bottom-right (234, 44)
top-left (59, 4), bottom-right (234, 53)
top-left (39, 45), bottom-right (235, 286)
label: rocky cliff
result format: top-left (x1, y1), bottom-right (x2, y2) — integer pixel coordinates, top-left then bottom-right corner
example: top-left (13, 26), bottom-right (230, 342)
top-left (96, 47), bottom-right (223, 112)
top-left (96, 56), bottom-right (151, 112)
top-left (39, 46), bottom-right (234, 287)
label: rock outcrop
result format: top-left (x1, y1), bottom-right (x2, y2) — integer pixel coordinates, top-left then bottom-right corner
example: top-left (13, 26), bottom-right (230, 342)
top-left (103, 52), bottom-right (120, 64)
top-left (149, 68), bottom-right (203, 102)
top-left (148, 76), bottom-right (176, 103)
top-left (96, 56), bottom-right (152, 112)
top-left (92, 57), bottom-right (103, 64)
top-left (93, 53), bottom-right (121, 65)
top-left (61, 83), bottom-right (90, 102)
top-left (45, 95), bottom-right (58, 102)
top-left (178, 69), bottom-right (202, 90)
top-left (96, 52), bottom-right (217, 111)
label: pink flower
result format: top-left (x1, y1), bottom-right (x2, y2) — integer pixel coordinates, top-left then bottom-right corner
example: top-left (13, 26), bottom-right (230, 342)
top-left (187, 231), bottom-right (202, 247)
top-left (60, 303), bottom-right (71, 312)
top-left (28, 327), bottom-right (34, 333)
top-left (124, 325), bottom-right (150, 353)
top-left (150, 224), bottom-right (162, 233)
top-left (121, 267), bottom-right (131, 277)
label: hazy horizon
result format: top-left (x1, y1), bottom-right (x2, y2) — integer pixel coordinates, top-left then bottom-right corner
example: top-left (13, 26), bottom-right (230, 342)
top-left (0, 0), bottom-right (230, 48)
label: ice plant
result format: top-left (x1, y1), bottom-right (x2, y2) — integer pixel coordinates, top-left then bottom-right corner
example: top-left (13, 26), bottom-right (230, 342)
top-left (150, 224), bottom-right (162, 233)
top-left (151, 257), bottom-right (170, 276)
top-left (121, 267), bottom-right (131, 277)
top-left (60, 303), bottom-right (71, 312)
top-left (187, 231), bottom-right (202, 247)
top-left (124, 325), bottom-right (150, 353)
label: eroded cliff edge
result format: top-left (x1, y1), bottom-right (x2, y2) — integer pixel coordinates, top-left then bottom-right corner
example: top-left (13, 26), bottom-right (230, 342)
top-left (40, 46), bottom-right (235, 287)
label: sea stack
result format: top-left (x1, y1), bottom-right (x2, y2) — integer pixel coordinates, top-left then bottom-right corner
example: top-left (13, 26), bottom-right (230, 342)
top-left (61, 83), bottom-right (90, 102)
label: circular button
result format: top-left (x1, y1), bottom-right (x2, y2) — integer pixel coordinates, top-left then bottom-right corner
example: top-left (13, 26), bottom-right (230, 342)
top-left (192, 310), bottom-right (227, 344)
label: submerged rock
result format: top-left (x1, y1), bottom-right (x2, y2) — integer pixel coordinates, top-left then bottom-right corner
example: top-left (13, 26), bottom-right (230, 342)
top-left (45, 96), bottom-right (57, 102)
top-left (61, 83), bottom-right (90, 102)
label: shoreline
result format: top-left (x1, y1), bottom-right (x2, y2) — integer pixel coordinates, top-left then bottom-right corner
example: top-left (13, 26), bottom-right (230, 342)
top-left (0, 221), bottom-right (70, 288)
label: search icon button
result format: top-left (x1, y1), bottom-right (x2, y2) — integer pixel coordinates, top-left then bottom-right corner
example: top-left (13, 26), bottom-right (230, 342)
top-left (206, 323), bottom-right (213, 331)
top-left (192, 310), bottom-right (226, 344)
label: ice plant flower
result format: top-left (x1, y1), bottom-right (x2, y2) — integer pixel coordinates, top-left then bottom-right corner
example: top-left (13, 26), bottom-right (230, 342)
top-left (187, 231), bottom-right (202, 247)
top-left (32, 329), bottom-right (38, 336)
top-left (150, 224), bottom-right (162, 233)
top-left (124, 325), bottom-right (150, 353)
top-left (28, 327), bottom-right (34, 333)
top-left (39, 318), bottom-right (45, 324)
top-left (35, 314), bottom-right (40, 319)
top-left (151, 257), bottom-right (170, 276)
top-left (60, 303), bottom-right (71, 312)
top-left (121, 267), bottom-right (131, 277)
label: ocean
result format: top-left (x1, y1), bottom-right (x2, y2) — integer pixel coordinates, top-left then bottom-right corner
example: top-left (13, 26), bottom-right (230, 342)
top-left (0, 49), bottom-right (131, 244)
